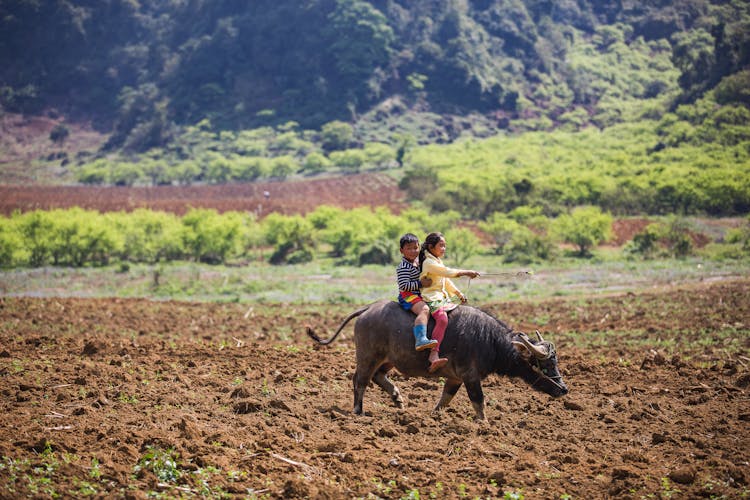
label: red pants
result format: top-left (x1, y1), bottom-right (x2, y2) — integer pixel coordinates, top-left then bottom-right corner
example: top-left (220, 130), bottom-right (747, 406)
top-left (430, 308), bottom-right (448, 352)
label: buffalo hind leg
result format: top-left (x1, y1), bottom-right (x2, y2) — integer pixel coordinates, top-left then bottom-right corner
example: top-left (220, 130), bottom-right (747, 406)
top-left (464, 378), bottom-right (486, 421)
top-left (434, 378), bottom-right (462, 412)
top-left (372, 365), bottom-right (403, 408)
top-left (353, 358), bottom-right (384, 415)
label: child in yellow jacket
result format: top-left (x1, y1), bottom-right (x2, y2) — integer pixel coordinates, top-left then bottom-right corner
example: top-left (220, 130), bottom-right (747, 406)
top-left (419, 232), bottom-right (480, 372)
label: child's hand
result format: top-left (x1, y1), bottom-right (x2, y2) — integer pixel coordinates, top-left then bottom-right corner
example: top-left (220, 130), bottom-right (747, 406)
top-left (420, 276), bottom-right (432, 288)
top-left (458, 292), bottom-right (467, 303)
top-left (461, 270), bottom-right (480, 279)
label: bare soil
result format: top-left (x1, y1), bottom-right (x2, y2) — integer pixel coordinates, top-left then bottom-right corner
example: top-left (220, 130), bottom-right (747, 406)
top-left (0, 173), bottom-right (406, 217)
top-left (1, 279), bottom-right (748, 498)
top-left (0, 113), bottom-right (106, 185)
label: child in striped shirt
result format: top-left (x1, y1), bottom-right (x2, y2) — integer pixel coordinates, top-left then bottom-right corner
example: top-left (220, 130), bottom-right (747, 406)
top-left (396, 233), bottom-right (438, 351)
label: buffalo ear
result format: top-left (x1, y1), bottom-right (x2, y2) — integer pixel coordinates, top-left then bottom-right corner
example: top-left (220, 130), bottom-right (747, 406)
top-left (512, 341), bottom-right (532, 360)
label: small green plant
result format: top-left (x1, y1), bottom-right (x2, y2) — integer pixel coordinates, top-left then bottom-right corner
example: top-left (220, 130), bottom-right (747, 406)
top-left (117, 393), bottom-right (138, 404)
top-left (135, 446), bottom-right (181, 483)
top-left (429, 482), bottom-right (444, 499)
top-left (503, 490), bottom-right (524, 500)
top-left (458, 483), bottom-right (468, 497)
top-left (260, 378), bottom-right (273, 397)
top-left (90, 458), bottom-right (101, 479)
top-left (72, 478), bottom-right (97, 496)
top-left (660, 477), bottom-right (680, 498)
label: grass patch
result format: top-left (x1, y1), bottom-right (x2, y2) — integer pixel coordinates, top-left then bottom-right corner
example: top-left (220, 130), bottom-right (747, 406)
top-left (1, 256), bottom-right (747, 304)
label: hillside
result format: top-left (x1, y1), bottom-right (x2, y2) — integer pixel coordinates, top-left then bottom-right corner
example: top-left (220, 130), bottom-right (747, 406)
top-left (1, 0), bottom-right (748, 155)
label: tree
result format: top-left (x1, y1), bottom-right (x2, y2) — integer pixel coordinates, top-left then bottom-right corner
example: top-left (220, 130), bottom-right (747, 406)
top-left (110, 162), bottom-right (143, 186)
top-left (235, 157), bottom-right (267, 181)
top-left (16, 211), bottom-right (55, 266)
top-left (76, 160), bottom-right (109, 185)
top-left (262, 213), bottom-right (315, 264)
top-left (0, 218), bottom-right (22, 267)
top-left (330, 149), bottom-right (366, 172)
top-left (624, 223), bottom-right (660, 260)
top-left (671, 29), bottom-right (716, 92)
top-left (320, 120), bottom-right (353, 151)
top-left (302, 152), bottom-right (332, 174)
top-left (269, 156), bottom-right (298, 179)
top-left (325, 0), bottom-right (394, 100)
top-left (181, 209), bottom-right (243, 264)
top-left (479, 213), bottom-right (522, 255)
top-left (174, 160), bottom-right (202, 185)
top-left (444, 227), bottom-right (480, 266)
top-left (206, 156), bottom-right (234, 184)
top-left (503, 226), bottom-right (556, 264)
top-left (114, 209), bottom-right (184, 263)
top-left (363, 142), bottom-right (396, 169)
top-left (47, 209), bottom-right (119, 266)
top-left (49, 124), bottom-right (69, 146)
top-left (552, 206), bottom-right (613, 257)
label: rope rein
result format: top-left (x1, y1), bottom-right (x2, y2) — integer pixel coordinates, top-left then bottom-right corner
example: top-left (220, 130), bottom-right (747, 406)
top-left (457, 270), bottom-right (534, 302)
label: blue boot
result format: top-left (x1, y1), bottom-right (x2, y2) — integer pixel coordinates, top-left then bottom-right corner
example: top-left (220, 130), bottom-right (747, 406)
top-left (414, 324), bottom-right (438, 351)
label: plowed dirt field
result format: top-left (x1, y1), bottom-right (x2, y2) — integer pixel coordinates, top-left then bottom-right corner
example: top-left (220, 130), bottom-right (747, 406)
top-left (1, 279), bottom-right (748, 498)
top-left (0, 173), bottom-right (406, 216)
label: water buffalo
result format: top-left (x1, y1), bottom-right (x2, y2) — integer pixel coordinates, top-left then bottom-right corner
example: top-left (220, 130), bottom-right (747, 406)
top-left (307, 299), bottom-right (568, 420)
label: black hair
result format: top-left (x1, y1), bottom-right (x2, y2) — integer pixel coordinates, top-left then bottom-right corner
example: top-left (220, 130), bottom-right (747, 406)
top-left (419, 232), bottom-right (444, 270)
top-left (399, 233), bottom-right (419, 249)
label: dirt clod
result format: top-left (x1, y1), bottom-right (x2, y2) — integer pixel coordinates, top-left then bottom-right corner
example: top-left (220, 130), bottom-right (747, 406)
top-left (669, 467), bottom-right (696, 484)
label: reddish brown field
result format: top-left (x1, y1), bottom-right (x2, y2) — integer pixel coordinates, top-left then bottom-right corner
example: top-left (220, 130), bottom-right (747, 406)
top-left (1, 279), bottom-right (748, 498)
top-left (0, 173), bottom-right (407, 217)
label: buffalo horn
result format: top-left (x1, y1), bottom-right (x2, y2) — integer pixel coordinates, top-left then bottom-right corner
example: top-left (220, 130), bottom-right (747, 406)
top-left (534, 330), bottom-right (545, 343)
top-left (517, 333), bottom-right (549, 359)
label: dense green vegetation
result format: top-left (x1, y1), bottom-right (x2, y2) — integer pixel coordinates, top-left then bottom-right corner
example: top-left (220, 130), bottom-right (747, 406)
top-left (2, 0), bottom-right (748, 152)
top-left (1, 1), bottom-right (749, 270)
top-left (66, 82), bottom-right (750, 218)
top-left (1, 207), bottom-right (748, 269)
top-left (402, 87), bottom-right (750, 217)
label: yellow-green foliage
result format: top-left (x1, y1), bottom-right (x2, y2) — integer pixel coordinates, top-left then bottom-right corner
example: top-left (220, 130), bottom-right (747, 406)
top-left (405, 113), bottom-right (750, 217)
top-left (552, 206), bottom-right (613, 256)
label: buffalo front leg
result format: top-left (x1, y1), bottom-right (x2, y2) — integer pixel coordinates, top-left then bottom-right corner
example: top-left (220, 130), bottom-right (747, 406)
top-left (434, 378), bottom-right (462, 412)
top-left (372, 366), bottom-right (403, 408)
top-left (464, 378), bottom-right (486, 421)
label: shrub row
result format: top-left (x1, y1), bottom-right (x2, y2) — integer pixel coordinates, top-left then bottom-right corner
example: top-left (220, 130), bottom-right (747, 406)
top-left (2, 206), bottom-right (747, 269)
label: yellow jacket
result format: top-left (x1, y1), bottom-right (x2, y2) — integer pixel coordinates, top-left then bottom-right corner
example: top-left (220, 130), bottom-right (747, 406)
top-left (419, 251), bottom-right (462, 304)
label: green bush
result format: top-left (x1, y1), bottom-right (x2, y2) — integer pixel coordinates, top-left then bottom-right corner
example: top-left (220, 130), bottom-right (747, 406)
top-left (725, 216), bottom-right (750, 252)
top-left (181, 209), bottom-right (245, 264)
top-left (112, 209), bottom-right (184, 263)
top-left (444, 227), bottom-right (480, 266)
top-left (329, 149), bottom-right (366, 172)
top-left (479, 213), bottom-right (522, 255)
top-left (320, 120), bottom-right (353, 151)
top-left (269, 156), bottom-right (298, 179)
top-left (16, 210), bottom-right (56, 266)
top-left (302, 152), bottom-right (332, 174)
top-left (0, 218), bottom-right (22, 267)
top-left (47, 208), bottom-right (120, 266)
top-left (262, 213), bottom-right (315, 265)
top-left (624, 223), bottom-right (660, 259)
top-left (552, 206), bottom-right (613, 257)
top-left (503, 226), bottom-right (557, 264)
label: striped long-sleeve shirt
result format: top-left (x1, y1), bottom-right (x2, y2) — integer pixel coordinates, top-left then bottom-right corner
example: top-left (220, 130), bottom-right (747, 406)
top-left (396, 257), bottom-right (421, 293)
